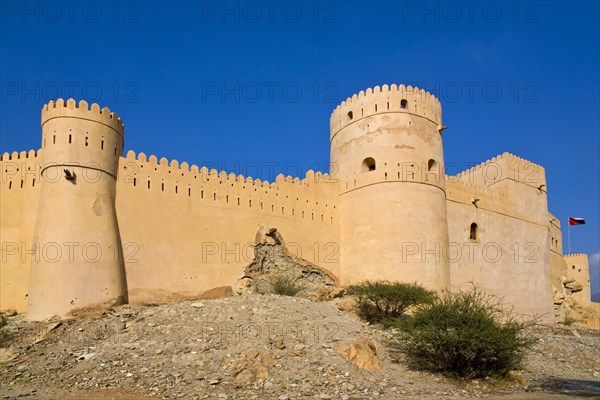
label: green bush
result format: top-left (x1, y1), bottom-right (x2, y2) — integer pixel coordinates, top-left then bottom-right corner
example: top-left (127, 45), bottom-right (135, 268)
top-left (270, 275), bottom-right (303, 296)
top-left (347, 280), bottom-right (435, 323)
top-left (399, 287), bottom-right (537, 379)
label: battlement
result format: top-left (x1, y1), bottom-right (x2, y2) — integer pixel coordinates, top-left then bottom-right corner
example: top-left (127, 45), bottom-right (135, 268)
top-left (118, 150), bottom-right (339, 225)
top-left (330, 84), bottom-right (442, 137)
top-left (41, 98), bottom-right (124, 139)
top-left (564, 253), bottom-right (589, 259)
top-left (1, 149), bottom-right (40, 161)
top-left (122, 150), bottom-right (334, 188)
top-left (449, 152), bottom-right (546, 188)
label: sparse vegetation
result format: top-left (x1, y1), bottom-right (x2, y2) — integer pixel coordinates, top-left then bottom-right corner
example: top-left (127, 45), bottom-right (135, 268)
top-left (399, 286), bottom-right (537, 379)
top-left (347, 280), bottom-right (435, 323)
top-left (562, 316), bottom-right (579, 326)
top-left (0, 314), bottom-right (9, 346)
top-left (270, 275), bottom-right (303, 296)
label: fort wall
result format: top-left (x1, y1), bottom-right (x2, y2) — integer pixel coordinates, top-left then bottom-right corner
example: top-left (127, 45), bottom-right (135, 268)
top-left (114, 150), bottom-right (340, 303)
top-left (0, 150), bottom-right (42, 312)
top-left (548, 217), bottom-right (566, 294)
top-left (444, 170), bottom-right (554, 320)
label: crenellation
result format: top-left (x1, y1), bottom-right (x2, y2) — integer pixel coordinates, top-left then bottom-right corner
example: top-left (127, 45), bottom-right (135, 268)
top-left (330, 84), bottom-right (442, 136)
top-left (42, 98), bottom-right (124, 138)
top-left (449, 152), bottom-right (546, 190)
top-left (115, 150), bottom-right (339, 228)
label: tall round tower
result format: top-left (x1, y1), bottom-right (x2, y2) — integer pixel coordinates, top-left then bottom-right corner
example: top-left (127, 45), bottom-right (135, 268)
top-left (330, 84), bottom-right (450, 290)
top-left (27, 98), bottom-right (127, 320)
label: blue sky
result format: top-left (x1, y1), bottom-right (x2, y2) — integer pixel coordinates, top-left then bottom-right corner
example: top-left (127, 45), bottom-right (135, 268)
top-left (1, 1), bottom-right (598, 296)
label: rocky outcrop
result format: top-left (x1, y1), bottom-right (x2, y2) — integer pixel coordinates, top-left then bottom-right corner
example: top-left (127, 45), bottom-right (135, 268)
top-left (553, 278), bottom-right (598, 329)
top-left (238, 227), bottom-right (338, 298)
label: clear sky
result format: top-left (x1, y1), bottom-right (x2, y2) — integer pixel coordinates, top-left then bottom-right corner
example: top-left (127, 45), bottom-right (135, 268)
top-left (1, 1), bottom-right (598, 297)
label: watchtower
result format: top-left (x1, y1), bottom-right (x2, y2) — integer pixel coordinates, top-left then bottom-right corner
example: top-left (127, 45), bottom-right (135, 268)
top-left (330, 84), bottom-right (450, 290)
top-left (27, 99), bottom-right (127, 320)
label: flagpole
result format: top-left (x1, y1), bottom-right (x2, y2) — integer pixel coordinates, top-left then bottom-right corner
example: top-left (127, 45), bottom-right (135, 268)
top-left (568, 219), bottom-right (571, 255)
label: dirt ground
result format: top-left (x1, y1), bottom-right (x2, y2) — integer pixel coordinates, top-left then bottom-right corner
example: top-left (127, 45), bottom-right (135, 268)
top-left (1, 294), bottom-right (599, 399)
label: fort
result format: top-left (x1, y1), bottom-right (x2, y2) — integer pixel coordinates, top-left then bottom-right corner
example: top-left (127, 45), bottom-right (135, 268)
top-left (0, 84), bottom-right (596, 325)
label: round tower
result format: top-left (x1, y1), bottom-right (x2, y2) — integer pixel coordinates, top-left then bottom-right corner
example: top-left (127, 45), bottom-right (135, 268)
top-left (330, 84), bottom-right (450, 290)
top-left (27, 98), bottom-right (127, 320)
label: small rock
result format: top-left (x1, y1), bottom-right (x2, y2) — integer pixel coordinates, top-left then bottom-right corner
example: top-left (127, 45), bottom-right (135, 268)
top-left (77, 353), bottom-right (95, 361)
top-left (209, 379), bottom-right (221, 385)
top-left (233, 277), bottom-right (256, 295)
top-left (293, 344), bottom-right (306, 356)
top-left (190, 302), bottom-right (205, 308)
top-left (278, 395), bottom-right (290, 400)
top-left (271, 336), bottom-right (286, 350)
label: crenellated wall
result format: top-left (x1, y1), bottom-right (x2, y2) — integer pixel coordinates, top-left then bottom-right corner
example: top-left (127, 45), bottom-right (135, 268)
top-left (114, 150), bottom-right (340, 304)
top-left (0, 150), bottom-right (42, 312)
top-left (330, 84), bottom-right (442, 135)
top-left (445, 154), bottom-right (554, 320)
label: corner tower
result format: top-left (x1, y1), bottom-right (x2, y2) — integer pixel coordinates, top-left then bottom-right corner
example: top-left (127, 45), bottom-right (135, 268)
top-left (330, 84), bottom-right (450, 290)
top-left (27, 99), bottom-right (127, 320)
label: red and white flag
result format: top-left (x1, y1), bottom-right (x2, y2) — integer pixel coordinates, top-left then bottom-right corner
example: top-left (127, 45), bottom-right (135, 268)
top-left (569, 217), bottom-right (586, 226)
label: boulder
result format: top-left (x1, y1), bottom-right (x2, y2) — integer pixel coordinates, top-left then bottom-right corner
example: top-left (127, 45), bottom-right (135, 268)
top-left (334, 338), bottom-right (381, 372)
top-left (564, 279), bottom-right (584, 293)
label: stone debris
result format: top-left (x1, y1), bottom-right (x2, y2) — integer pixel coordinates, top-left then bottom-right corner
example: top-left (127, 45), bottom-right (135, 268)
top-left (32, 321), bottom-right (61, 344)
top-left (226, 348), bottom-right (275, 384)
